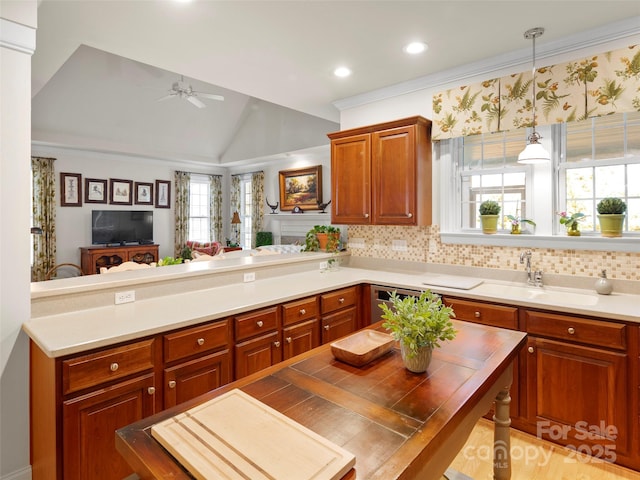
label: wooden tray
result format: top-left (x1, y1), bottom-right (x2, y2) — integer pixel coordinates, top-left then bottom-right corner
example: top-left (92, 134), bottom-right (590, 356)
top-left (331, 329), bottom-right (395, 367)
top-left (151, 389), bottom-right (355, 480)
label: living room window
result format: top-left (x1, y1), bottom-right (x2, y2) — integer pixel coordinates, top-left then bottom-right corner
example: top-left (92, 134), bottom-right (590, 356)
top-left (189, 175), bottom-right (211, 242)
top-left (239, 176), bottom-right (253, 249)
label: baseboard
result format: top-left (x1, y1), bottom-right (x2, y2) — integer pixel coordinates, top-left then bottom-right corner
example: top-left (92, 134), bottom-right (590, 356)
top-left (1, 466), bottom-right (31, 480)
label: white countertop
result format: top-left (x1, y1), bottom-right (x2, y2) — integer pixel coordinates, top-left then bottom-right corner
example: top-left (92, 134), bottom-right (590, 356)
top-left (24, 265), bottom-right (640, 358)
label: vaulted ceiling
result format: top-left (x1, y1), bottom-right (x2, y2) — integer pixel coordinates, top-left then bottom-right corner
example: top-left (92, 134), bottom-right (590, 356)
top-left (31, 1), bottom-right (640, 166)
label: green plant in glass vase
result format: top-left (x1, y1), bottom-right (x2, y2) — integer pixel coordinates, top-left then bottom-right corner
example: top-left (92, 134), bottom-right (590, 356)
top-left (557, 211), bottom-right (586, 236)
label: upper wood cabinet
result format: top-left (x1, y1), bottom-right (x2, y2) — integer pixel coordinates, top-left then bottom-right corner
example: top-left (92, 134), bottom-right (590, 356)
top-left (328, 116), bottom-right (432, 226)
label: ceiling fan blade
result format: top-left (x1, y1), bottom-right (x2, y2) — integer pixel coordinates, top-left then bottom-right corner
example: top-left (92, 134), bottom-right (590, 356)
top-left (157, 93), bottom-right (177, 102)
top-left (186, 95), bottom-right (206, 108)
top-left (197, 92), bottom-right (225, 101)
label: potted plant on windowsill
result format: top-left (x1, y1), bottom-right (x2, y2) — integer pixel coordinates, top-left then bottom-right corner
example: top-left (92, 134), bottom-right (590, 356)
top-left (379, 290), bottom-right (457, 373)
top-left (479, 200), bottom-right (501, 234)
top-left (303, 225), bottom-right (341, 252)
top-left (505, 214), bottom-right (536, 234)
top-left (597, 197), bottom-right (626, 238)
top-left (557, 211), bottom-right (586, 236)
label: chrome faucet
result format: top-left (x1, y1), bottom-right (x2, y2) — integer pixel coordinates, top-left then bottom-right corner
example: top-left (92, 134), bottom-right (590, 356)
top-left (520, 250), bottom-right (543, 287)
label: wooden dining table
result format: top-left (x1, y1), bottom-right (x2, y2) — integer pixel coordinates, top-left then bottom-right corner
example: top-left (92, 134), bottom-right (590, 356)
top-left (116, 320), bottom-right (526, 480)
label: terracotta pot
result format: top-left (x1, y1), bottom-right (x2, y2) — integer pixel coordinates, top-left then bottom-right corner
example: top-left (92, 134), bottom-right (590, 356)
top-left (316, 232), bottom-right (340, 252)
top-left (400, 343), bottom-right (433, 373)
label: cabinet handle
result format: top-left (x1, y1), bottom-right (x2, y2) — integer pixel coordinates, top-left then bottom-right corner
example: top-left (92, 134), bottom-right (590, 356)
top-left (407, 213), bottom-right (413, 218)
top-left (474, 311), bottom-right (481, 318)
top-left (168, 380), bottom-right (176, 389)
top-left (364, 213), bottom-right (369, 218)
top-left (274, 341), bottom-right (281, 348)
top-left (567, 327), bottom-right (575, 335)
top-left (197, 338), bottom-right (205, 346)
top-left (324, 325), bottom-right (330, 331)
top-left (286, 337), bottom-right (292, 343)
top-left (299, 308), bottom-right (306, 315)
top-left (147, 387), bottom-right (156, 395)
top-left (528, 346), bottom-right (534, 354)
top-left (256, 320), bottom-right (264, 328)
top-left (110, 362), bottom-right (119, 372)
top-left (339, 297), bottom-right (345, 304)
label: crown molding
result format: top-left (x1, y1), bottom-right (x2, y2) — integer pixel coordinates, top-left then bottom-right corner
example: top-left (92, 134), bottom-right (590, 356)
top-left (0, 18), bottom-right (36, 55)
top-left (333, 16), bottom-right (640, 112)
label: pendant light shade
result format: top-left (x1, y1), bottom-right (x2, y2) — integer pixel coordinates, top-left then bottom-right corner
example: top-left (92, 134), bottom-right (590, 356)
top-left (518, 27), bottom-right (550, 164)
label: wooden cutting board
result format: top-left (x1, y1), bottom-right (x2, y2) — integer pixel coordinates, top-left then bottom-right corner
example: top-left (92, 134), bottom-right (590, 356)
top-left (151, 389), bottom-right (356, 480)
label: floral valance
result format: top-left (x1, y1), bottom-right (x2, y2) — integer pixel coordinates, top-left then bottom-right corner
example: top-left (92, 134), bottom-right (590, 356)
top-left (432, 44), bottom-right (640, 140)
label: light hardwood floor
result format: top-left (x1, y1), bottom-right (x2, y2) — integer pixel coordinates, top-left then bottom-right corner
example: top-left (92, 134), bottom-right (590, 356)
top-left (447, 419), bottom-right (640, 480)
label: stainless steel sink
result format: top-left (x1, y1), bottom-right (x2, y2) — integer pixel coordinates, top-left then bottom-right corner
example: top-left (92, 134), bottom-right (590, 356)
top-left (471, 283), bottom-right (599, 306)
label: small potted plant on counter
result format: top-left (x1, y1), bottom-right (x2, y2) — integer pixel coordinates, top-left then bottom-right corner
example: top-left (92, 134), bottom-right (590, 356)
top-left (303, 225), bottom-right (341, 252)
top-left (379, 290), bottom-right (456, 373)
top-left (597, 197), bottom-right (626, 238)
top-left (479, 200), bottom-right (501, 234)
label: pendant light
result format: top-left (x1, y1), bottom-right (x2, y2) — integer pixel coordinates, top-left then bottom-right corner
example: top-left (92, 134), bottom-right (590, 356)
top-left (518, 27), bottom-right (551, 164)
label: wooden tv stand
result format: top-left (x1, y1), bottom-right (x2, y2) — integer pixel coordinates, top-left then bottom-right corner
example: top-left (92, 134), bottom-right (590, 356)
top-left (80, 244), bottom-right (159, 275)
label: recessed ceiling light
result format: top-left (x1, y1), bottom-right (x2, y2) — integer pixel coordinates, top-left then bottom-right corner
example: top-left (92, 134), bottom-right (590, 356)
top-left (334, 67), bottom-right (352, 78)
top-left (404, 42), bottom-right (428, 55)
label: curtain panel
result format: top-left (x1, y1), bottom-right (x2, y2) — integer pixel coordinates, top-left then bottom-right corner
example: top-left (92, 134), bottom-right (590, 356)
top-left (251, 171), bottom-right (265, 249)
top-left (210, 175), bottom-right (223, 243)
top-left (174, 171), bottom-right (191, 257)
top-left (432, 44), bottom-right (640, 140)
top-left (31, 157), bottom-right (57, 282)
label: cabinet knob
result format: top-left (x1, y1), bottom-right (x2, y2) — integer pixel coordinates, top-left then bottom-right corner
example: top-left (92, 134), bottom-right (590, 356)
top-left (110, 362), bottom-right (119, 372)
top-left (567, 327), bottom-right (575, 335)
top-left (286, 337), bottom-right (292, 344)
top-left (147, 387), bottom-right (156, 395)
top-left (299, 308), bottom-right (306, 315)
top-left (256, 320), bottom-right (264, 328)
top-left (339, 297), bottom-right (345, 304)
top-left (364, 213), bottom-right (369, 218)
top-left (324, 325), bottom-right (330, 331)
top-left (407, 213), bottom-right (413, 218)
top-left (274, 341), bottom-right (281, 348)
top-left (197, 338), bottom-right (205, 346)
top-left (528, 346), bottom-right (534, 354)
top-left (168, 380), bottom-right (176, 389)
top-left (474, 311), bottom-right (481, 318)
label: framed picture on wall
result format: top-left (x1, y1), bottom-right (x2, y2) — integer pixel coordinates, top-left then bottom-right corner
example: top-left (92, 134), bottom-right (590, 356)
top-left (84, 178), bottom-right (107, 204)
top-left (278, 165), bottom-right (322, 211)
top-left (60, 172), bottom-right (82, 207)
top-left (135, 182), bottom-right (154, 205)
top-left (110, 178), bottom-right (133, 205)
top-left (155, 180), bottom-right (171, 208)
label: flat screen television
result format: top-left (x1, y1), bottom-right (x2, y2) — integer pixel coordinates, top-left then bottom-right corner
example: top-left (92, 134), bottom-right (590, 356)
top-left (92, 210), bottom-right (153, 245)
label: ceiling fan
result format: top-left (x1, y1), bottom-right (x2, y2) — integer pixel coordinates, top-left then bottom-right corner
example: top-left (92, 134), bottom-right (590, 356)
top-left (157, 75), bottom-right (224, 108)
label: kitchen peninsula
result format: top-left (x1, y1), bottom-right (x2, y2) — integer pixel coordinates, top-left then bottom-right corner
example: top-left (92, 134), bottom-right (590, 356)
top-left (25, 252), bottom-right (640, 479)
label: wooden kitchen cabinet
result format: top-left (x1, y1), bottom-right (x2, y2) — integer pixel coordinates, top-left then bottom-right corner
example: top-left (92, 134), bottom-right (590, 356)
top-left (328, 116), bottom-right (432, 226)
top-left (320, 286), bottom-right (359, 344)
top-left (282, 296), bottom-right (320, 360)
top-left (163, 320), bottom-right (232, 408)
top-left (522, 310), bottom-right (632, 461)
top-left (234, 306), bottom-right (282, 379)
top-left (80, 244), bottom-right (159, 275)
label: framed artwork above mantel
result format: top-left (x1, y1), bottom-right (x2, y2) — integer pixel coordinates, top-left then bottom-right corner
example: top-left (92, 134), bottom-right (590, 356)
top-left (278, 165), bottom-right (322, 211)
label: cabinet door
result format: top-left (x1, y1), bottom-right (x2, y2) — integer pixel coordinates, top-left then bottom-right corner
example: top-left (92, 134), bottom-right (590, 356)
top-left (321, 307), bottom-right (357, 344)
top-left (235, 331), bottom-right (282, 379)
top-left (283, 319), bottom-right (320, 360)
top-left (525, 336), bottom-right (629, 456)
top-left (62, 373), bottom-right (156, 480)
top-left (372, 125), bottom-right (417, 225)
top-left (164, 350), bottom-right (231, 408)
top-left (331, 133), bottom-right (371, 224)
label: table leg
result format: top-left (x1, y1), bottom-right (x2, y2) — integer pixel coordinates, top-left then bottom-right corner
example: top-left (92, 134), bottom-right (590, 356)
top-left (493, 385), bottom-right (512, 480)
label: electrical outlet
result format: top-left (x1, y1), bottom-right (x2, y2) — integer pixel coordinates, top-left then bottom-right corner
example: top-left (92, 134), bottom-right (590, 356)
top-left (243, 272), bottom-right (256, 282)
top-left (348, 238), bottom-right (365, 249)
top-left (319, 261), bottom-right (328, 270)
top-left (392, 239), bottom-right (408, 252)
top-left (115, 290), bottom-right (135, 304)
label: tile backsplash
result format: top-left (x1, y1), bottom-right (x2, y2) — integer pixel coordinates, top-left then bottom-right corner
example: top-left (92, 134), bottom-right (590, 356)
top-left (347, 225), bottom-right (639, 282)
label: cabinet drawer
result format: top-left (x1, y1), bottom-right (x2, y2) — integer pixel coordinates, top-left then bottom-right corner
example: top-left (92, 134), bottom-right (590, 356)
top-left (282, 296), bottom-right (318, 326)
top-left (524, 310), bottom-right (626, 350)
top-left (443, 297), bottom-right (518, 330)
top-left (321, 286), bottom-right (358, 314)
top-left (235, 306), bottom-right (279, 342)
top-left (62, 339), bottom-right (155, 395)
top-left (164, 319), bottom-right (230, 364)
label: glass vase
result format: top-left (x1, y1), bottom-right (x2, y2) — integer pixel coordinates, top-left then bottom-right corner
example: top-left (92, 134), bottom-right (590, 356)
top-left (566, 223), bottom-right (581, 236)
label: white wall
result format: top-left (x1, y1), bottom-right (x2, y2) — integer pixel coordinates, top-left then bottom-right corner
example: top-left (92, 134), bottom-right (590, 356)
top-left (0, 2), bottom-right (37, 479)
